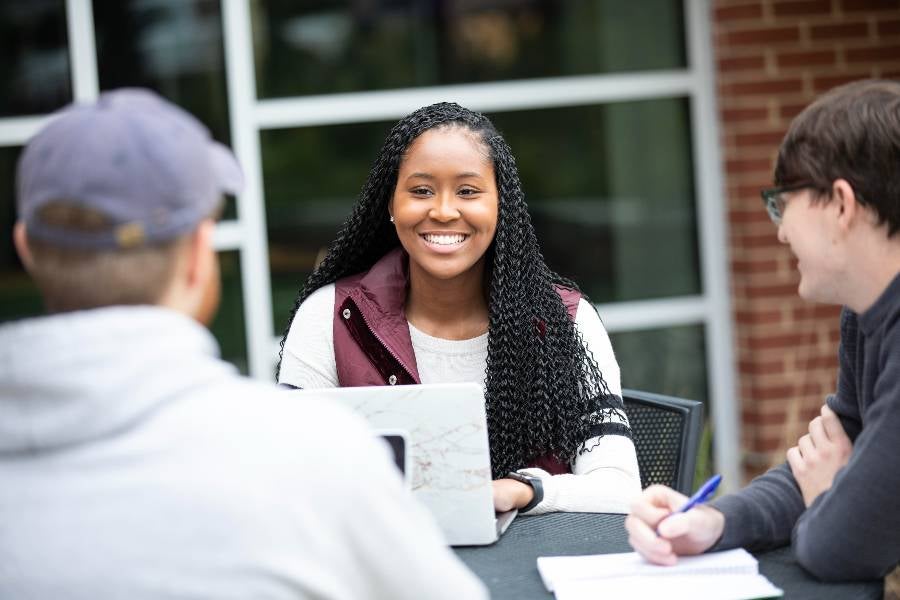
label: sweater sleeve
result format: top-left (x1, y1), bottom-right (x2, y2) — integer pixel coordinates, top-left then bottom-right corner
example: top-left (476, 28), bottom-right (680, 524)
top-left (790, 312), bottom-right (900, 581)
top-left (519, 299), bottom-right (641, 514)
top-left (278, 284), bottom-right (340, 389)
top-left (708, 462), bottom-right (805, 552)
top-left (709, 309), bottom-right (864, 555)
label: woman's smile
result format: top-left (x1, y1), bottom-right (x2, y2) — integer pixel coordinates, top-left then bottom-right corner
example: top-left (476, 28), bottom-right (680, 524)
top-left (420, 231), bottom-right (471, 253)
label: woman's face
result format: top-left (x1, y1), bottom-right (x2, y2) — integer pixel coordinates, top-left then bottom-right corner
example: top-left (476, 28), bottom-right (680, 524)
top-left (390, 127), bottom-right (499, 283)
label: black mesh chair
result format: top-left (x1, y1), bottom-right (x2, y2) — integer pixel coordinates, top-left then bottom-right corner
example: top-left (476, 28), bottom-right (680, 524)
top-left (622, 389), bottom-right (704, 495)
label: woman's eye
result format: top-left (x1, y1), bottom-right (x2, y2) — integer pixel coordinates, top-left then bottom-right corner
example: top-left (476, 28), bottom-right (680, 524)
top-left (410, 187), bottom-right (432, 196)
top-left (459, 187), bottom-right (480, 196)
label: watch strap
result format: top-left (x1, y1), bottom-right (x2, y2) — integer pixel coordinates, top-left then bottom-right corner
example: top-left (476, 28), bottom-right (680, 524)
top-left (506, 471), bottom-right (544, 512)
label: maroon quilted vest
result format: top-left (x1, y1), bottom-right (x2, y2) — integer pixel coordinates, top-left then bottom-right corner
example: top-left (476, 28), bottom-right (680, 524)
top-left (332, 247), bottom-right (581, 473)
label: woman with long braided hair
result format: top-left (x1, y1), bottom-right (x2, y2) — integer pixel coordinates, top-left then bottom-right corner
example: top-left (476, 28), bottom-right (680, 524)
top-left (279, 102), bottom-right (640, 514)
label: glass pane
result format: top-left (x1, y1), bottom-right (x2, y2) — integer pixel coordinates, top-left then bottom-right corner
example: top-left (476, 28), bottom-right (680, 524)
top-left (610, 324), bottom-right (707, 403)
top-left (220, 195), bottom-right (238, 221)
top-left (0, 1), bottom-right (71, 116)
top-left (492, 98), bottom-right (700, 302)
top-left (254, 0), bottom-right (686, 98)
top-left (92, 0), bottom-right (231, 145)
top-left (263, 119), bottom-right (395, 332)
top-left (0, 147), bottom-right (44, 323)
top-left (265, 99), bottom-right (699, 330)
top-left (211, 250), bottom-right (249, 374)
top-left (610, 323), bottom-right (712, 485)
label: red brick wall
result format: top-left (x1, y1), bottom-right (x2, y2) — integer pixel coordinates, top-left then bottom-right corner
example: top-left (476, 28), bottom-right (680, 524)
top-left (712, 0), bottom-right (900, 478)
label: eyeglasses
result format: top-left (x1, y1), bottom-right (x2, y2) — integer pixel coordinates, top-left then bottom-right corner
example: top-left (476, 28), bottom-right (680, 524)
top-left (760, 183), bottom-right (813, 225)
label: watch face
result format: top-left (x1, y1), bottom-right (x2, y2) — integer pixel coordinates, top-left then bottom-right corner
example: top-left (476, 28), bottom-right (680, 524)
top-left (507, 472), bottom-right (533, 486)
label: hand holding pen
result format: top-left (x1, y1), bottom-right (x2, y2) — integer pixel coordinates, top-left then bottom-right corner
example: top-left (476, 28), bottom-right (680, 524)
top-left (625, 474), bottom-right (727, 566)
top-left (656, 474), bottom-right (722, 534)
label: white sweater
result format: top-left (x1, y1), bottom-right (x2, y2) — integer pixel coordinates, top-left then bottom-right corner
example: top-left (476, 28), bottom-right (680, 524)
top-left (280, 284), bottom-right (642, 514)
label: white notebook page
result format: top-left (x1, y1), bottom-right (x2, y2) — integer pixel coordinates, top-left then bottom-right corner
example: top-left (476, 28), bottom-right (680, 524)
top-left (537, 548), bottom-right (759, 592)
top-left (553, 573), bottom-right (783, 600)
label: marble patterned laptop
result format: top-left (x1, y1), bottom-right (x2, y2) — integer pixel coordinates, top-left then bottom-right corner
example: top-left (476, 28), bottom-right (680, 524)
top-left (291, 383), bottom-right (514, 546)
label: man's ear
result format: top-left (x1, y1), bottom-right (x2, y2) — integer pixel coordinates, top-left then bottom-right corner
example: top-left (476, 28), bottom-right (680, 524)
top-left (156, 219), bottom-right (218, 320)
top-left (832, 178), bottom-right (859, 233)
top-left (185, 219), bottom-right (216, 288)
top-left (13, 221), bottom-right (34, 270)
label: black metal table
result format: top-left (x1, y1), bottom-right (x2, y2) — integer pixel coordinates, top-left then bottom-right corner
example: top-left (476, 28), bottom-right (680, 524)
top-left (453, 513), bottom-right (882, 600)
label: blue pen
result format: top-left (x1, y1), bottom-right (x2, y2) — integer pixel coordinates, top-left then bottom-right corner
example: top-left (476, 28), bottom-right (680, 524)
top-left (657, 474), bottom-right (722, 535)
top-left (676, 474), bottom-right (722, 513)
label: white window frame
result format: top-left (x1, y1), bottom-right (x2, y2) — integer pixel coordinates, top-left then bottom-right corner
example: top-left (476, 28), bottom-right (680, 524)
top-left (0, 0), bottom-right (739, 488)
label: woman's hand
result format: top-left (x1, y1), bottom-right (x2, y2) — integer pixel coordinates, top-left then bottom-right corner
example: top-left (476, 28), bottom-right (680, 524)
top-left (492, 478), bottom-right (534, 512)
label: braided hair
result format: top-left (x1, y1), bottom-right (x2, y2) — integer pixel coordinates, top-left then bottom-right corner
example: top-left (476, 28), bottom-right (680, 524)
top-left (279, 102), bottom-right (616, 478)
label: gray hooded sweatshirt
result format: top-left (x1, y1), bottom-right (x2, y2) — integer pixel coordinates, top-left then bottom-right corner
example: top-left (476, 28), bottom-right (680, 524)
top-left (0, 306), bottom-right (486, 600)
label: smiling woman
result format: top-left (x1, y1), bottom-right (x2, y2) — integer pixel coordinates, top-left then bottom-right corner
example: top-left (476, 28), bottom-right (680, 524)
top-left (277, 103), bottom-right (641, 515)
top-left (392, 127), bottom-right (498, 341)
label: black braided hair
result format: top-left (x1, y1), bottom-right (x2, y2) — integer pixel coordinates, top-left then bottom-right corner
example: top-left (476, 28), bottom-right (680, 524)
top-left (278, 102), bottom-right (616, 478)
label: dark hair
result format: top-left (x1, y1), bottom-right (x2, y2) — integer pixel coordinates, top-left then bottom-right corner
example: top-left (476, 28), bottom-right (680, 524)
top-left (279, 102), bottom-right (618, 477)
top-left (775, 79), bottom-right (900, 236)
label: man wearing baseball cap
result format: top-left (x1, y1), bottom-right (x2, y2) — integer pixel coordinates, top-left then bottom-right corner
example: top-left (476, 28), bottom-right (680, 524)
top-left (0, 89), bottom-right (487, 600)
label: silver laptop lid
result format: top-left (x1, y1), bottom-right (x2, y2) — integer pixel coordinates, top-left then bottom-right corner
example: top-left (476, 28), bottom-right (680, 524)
top-left (288, 383), bottom-right (501, 545)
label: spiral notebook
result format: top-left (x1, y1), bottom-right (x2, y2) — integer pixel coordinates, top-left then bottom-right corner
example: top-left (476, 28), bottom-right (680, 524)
top-left (538, 548), bottom-right (783, 599)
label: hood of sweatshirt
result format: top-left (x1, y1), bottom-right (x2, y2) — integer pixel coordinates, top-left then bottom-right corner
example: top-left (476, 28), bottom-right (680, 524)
top-left (0, 305), bottom-right (235, 455)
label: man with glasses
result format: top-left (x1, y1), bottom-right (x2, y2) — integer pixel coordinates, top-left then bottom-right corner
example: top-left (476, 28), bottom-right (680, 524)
top-left (625, 79), bottom-right (900, 583)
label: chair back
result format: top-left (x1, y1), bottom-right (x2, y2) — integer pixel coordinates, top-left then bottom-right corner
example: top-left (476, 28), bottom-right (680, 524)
top-left (622, 389), bottom-right (704, 495)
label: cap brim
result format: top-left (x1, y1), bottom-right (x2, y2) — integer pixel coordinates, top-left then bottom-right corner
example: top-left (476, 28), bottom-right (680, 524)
top-left (209, 141), bottom-right (244, 195)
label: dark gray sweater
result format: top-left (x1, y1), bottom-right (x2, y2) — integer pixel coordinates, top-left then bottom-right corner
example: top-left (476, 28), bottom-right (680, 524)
top-left (711, 273), bottom-right (900, 581)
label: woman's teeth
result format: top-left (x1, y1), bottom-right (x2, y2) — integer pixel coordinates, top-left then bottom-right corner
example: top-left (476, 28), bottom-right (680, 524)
top-left (423, 233), bottom-right (467, 245)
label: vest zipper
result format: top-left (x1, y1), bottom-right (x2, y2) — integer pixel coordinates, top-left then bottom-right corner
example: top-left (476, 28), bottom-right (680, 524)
top-left (352, 300), bottom-right (417, 383)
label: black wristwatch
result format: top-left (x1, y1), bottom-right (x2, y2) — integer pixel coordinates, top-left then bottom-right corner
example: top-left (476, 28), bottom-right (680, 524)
top-left (505, 471), bottom-right (544, 512)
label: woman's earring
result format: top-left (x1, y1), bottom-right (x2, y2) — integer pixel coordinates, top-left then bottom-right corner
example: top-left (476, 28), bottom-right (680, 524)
top-left (389, 215), bottom-right (395, 223)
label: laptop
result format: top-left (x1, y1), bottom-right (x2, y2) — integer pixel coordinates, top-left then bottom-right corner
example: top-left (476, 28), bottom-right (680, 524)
top-left (289, 382), bottom-right (515, 546)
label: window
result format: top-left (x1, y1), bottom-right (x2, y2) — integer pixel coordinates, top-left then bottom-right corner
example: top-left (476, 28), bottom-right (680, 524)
top-left (0, 1), bottom-right (71, 117)
top-left (254, 0), bottom-right (686, 97)
top-left (0, 147), bottom-right (43, 322)
top-left (0, 0), bottom-right (738, 484)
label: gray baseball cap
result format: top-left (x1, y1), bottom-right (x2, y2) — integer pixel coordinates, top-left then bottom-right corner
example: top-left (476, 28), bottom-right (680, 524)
top-left (17, 87), bottom-right (243, 249)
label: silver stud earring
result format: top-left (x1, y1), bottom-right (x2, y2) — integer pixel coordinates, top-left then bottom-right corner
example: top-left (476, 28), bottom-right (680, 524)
top-left (389, 215), bottom-right (394, 223)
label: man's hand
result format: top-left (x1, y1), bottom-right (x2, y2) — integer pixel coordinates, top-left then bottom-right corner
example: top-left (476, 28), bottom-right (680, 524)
top-left (625, 485), bottom-right (725, 565)
top-left (786, 404), bottom-right (852, 507)
top-left (492, 478), bottom-right (533, 512)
